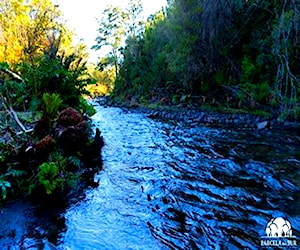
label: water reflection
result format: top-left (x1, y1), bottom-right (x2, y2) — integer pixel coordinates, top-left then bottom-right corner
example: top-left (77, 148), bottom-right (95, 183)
top-left (59, 103), bottom-right (299, 249)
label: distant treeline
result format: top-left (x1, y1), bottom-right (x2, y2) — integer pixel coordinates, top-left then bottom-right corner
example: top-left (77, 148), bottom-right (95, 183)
top-left (107, 0), bottom-right (299, 119)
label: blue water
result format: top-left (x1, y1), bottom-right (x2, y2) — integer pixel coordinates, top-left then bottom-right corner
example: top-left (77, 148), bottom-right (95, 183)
top-left (0, 102), bottom-right (299, 249)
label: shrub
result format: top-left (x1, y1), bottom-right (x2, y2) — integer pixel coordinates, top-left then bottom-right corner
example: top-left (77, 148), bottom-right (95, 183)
top-left (79, 97), bottom-right (96, 117)
top-left (37, 162), bottom-right (63, 195)
top-left (42, 93), bottom-right (63, 121)
top-left (0, 176), bottom-right (11, 200)
top-left (57, 107), bottom-right (83, 127)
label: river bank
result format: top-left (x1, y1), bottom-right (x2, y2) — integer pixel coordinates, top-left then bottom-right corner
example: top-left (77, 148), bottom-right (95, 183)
top-left (96, 96), bottom-right (299, 129)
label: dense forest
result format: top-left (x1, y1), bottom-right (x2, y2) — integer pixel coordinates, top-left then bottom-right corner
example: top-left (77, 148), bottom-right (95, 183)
top-left (94, 0), bottom-right (299, 120)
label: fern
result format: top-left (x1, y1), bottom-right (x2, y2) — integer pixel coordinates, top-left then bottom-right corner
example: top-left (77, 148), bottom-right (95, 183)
top-left (0, 175), bottom-right (11, 200)
top-left (42, 92), bottom-right (63, 120)
top-left (4, 169), bottom-right (26, 177)
top-left (37, 162), bottom-right (62, 195)
top-left (67, 156), bottom-right (82, 168)
top-left (79, 97), bottom-right (96, 116)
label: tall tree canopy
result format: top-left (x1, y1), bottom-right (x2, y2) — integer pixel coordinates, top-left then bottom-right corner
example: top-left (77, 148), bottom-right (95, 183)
top-left (0, 0), bottom-right (72, 64)
top-left (111, 0), bottom-right (299, 118)
top-left (93, 0), bottom-right (144, 78)
top-left (0, 0), bottom-right (93, 110)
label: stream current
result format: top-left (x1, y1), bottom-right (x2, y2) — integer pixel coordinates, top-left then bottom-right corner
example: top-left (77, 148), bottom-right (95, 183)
top-left (0, 101), bottom-right (299, 249)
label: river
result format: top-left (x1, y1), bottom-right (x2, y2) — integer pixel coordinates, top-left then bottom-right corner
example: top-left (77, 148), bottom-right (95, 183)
top-left (0, 101), bottom-right (299, 249)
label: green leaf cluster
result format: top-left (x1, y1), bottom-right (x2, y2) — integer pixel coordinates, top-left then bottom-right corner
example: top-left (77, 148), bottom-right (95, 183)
top-left (0, 177), bottom-right (11, 200)
top-left (78, 97), bottom-right (96, 117)
top-left (0, 169), bottom-right (25, 200)
top-left (37, 162), bottom-right (62, 195)
top-left (42, 92), bottom-right (63, 120)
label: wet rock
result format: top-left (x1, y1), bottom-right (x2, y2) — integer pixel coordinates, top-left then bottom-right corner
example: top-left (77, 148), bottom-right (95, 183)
top-left (22, 237), bottom-right (38, 249)
top-left (147, 112), bottom-right (159, 119)
top-left (256, 121), bottom-right (271, 130)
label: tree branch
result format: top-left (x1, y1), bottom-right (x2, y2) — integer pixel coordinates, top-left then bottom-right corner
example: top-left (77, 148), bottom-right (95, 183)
top-left (0, 67), bottom-right (24, 83)
top-left (1, 97), bottom-right (33, 134)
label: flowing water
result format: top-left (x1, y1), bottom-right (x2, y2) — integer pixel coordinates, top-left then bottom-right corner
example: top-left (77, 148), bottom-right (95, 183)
top-left (0, 102), bottom-right (299, 249)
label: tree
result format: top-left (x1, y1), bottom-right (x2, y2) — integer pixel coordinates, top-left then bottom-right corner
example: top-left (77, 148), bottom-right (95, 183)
top-left (271, 0), bottom-right (300, 117)
top-left (125, 0), bottom-right (144, 37)
top-left (92, 5), bottom-right (126, 78)
top-left (0, 0), bottom-right (92, 110)
top-left (112, 0), bottom-right (300, 118)
top-left (0, 0), bottom-right (65, 65)
top-left (114, 9), bottom-right (170, 101)
top-left (0, 0), bottom-right (30, 64)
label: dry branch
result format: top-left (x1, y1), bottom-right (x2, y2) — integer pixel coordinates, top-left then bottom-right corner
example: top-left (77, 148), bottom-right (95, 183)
top-left (0, 67), bottom-right (24, 82)
top-left (1, 96), bottom-right (33, 134)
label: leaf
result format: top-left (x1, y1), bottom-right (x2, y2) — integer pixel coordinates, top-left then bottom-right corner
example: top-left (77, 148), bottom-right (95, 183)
top-left (68, 156), bottom-right (82, 168)
top-left (2, 186), bottom-right (7, 200)
top-left (3, 181), bottom-right (11, 188)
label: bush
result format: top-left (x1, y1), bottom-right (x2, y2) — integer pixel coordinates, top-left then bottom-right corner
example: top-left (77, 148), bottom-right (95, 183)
top-left (37, 162), bottom-right (63, 195)
top-left (79, 97), bottom-right (96, 117)
top-left (16, 51), bottom-right (92, 109)
top-left (42, 93), bottom-right (63, 121)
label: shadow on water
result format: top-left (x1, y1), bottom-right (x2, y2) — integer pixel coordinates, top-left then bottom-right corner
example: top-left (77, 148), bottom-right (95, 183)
top-left (0, 101), bottom-right (299, 249)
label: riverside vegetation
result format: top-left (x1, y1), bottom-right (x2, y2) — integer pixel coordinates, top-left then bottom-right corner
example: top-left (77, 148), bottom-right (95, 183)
top-left (93, 0), bottom-right (299, 122)
top-left (0, 0), bottom-right (103, 205)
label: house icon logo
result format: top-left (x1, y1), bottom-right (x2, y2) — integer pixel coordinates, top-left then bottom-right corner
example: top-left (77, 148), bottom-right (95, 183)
top-left (266, 217), bottom-right (292, 237)
top-left (261, 217), bottom-right (298, 247)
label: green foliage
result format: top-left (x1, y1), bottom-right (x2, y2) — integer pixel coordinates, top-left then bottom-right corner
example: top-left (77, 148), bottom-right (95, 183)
top-left (0, 176), bottom-right (11, 200)
top-left (0, 1), bottom-right (100, 205)
top-left (93, 4), bottom-right (126, 75)
top-left (42, 93), bottom-right (63, 120)
top-left (0, 0), bottom-right (64, 64)
top-left (0, 169), bottom-right (25, 200)
top-left (48, 152), bottom-right (67, 172)
top-left (67, 156), bottom-right (82, 169)
top-left (78, 97), bottom-right (96, 117)
top-left (15, 44), bottom-right (91, 109)
top-left (110, 0), bottom-right (299, 116)
top-left (37, 162), bottom-right (62, 195)
top-left (48, 151), bottom-right (82, 173)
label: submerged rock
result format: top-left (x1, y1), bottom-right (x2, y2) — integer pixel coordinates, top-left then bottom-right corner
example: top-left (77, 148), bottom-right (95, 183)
top-left (257, 121), bottom-right (271, 130)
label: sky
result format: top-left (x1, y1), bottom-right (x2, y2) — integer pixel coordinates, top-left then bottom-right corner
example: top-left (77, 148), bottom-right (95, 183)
top-left (55, 0), bottom-right (167, 63)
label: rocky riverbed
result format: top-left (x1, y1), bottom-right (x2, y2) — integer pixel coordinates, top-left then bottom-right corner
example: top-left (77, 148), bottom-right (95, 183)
top-left (97, 97), bottom-right (299, 130)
